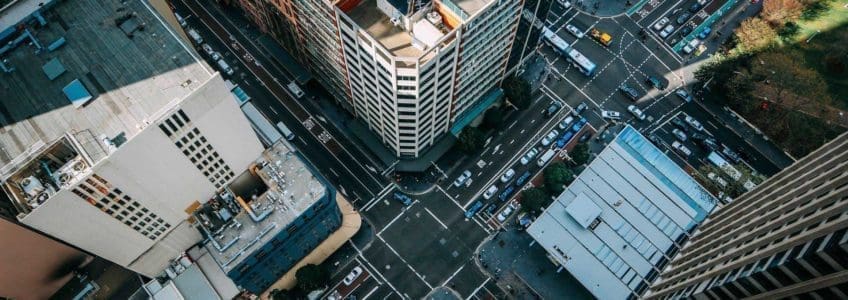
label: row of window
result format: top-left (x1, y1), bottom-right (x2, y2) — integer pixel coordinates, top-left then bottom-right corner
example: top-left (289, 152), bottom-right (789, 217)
top-left (72, 174), bottom-right (171, 240)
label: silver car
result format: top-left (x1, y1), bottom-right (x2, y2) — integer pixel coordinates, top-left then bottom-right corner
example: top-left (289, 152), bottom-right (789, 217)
top-left (541, 129), bottom-right (559, 147)
top-left (660, 24), bottom-right (675, 38)
top-left (653, 17), bottom-right (669, 31)
top-left (566, 24), bottom-right (584, 38)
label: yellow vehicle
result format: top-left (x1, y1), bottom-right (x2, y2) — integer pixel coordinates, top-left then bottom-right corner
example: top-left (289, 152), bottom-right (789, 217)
top-left (590, 28), bottom-right (612, 46)
top-left (694, 44), bottom-right (707, 56)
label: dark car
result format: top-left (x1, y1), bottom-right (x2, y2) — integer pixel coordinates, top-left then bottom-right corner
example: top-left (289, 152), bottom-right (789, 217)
top-left (676, 13), bottom-right (691, 24)
top-left (671, 118), bottom-right (689, 131)
top-left (679, 25), bottom-right (694, 36)
top-left (556, 131), bottom-right (576, 148)
top-left (545, 102), bottom-right (562, 117)
top-left (721, 145), bottom-right (743, 163)
top-left (648, 134), bottom-right (663, 146)
top-left (698, 137), bottom-right (720, 151)
top-left (645, 76), bottom-right (666, 90)
top-left (572, 102), bottom-right (588, 117)
top-left (465, 200), bottom-right (484, 219)
top-left (498, 186), bottom-right (516, 202)
top-left (393, 192), bottom-right (413, 206)
top-left (619, 84), bottom-right (640, 100)
top-left (688, 2), bottom-right (702, 12)
top-left (485, 203), bottom-right (498, 215)
top-left (515, 171), bottom-right (531, 187)
top-left (572, 118), bottom-right (588, 132)
top-left (690, 132), bottom-right (708, 142)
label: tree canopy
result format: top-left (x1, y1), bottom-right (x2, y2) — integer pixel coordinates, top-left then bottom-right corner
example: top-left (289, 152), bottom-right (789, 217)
top-left (543, 162), bottom-right (574, 195)
top-left (457, 127), bottom-right (485, 154)
top-left (502, 76), bottom-right (532, 109)
top-left (295, 264), bottom-right (329, 292)
top-left (520, 187), bottom-right (548, 213)
top-left (570, 143), bottom-right (591, 166)
top-left (734, 18), bottom-right (777, 52)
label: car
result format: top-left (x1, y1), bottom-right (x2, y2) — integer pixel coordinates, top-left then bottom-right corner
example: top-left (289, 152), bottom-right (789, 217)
top-left (541, 129), bottom-right (559, 146)
top-left (653, 17), bottom-right (670, 31)
top-left (572, 102), bottom-right (588, 117)
top-left (694, 44), bottom-right (708, 56)
top-left (672, 141), bottom-right (692, 157)
top-left (545, 102), bottom-right (561, 117)
top-left (602, 110), bottom-right (621, 120)
top-left (645, 76), bottom-right (666, 90)
top-left (392, 192), bottom-right (413, 206)
top-left (216, 59), bottom-right (234, 76)
top-left (515, 171), bottom-right (531, 187)
top-left (566, 24), bottom-right (584, 38)
top-left (660, 25), bottom-right (675, 38)
top-left (556, 131), bottom-right (576, 148)
top-left (627, 105), bottom-right (647, 121)
top-left (697, 27), bottom-right (712, 39)
top-left (699, 137), bottom-right (720, 151)
top-left (500, 169), bottom-right (516, 183)
top-left (454, 170), bottom-right (472, 187)
top-left (675, 89), bottom-right (693, 102)
top-left (520, 148), bottom-right (539, 165)
top-left (211, 51), bottom-right (221, 61)
top-left (689, 2), bottom-right (703, 12)
top-left (671, 118), bottom-right (689, 131)
top-left (497, 202), bottom-right (518, 222)
top-left (690, 132), bottom-right (708, 142)
top-left (676, 13), bottom-right (691, 24)
top-left (672, 128), bottom-right (688, 141)
top-left (572, 118), bottom-right (588, 132)
top-left (683, 39), bottom-right (700, 54)
top-left (679, 25), bottom-right (694, 36)
top-left (498, 186), bottom-right (516, 202)
top-left (201, 44), bottom-right (215, 56)
top-left (485, 203), bottom-right (498, 215)
top-left (721, 146), bottom-right (743, 163)
top-left (483, 185), bottom-right (499, 200)
top-left (559, 0), bottom-right (571, 9)
top-left (648, 134), bottom-right (662, 146)
top-left (707, 172), bottom-right (729, 188)
top-left (465, 200), bottom-right (484, 218)
top-left (684, 116), bottom-right (704, 131)
top-left (343, 266), bottom-right (363, 285)
top-left (558, 116), bottom-right (575, 130)
top-left (619, 84), bottom-right (640, 100)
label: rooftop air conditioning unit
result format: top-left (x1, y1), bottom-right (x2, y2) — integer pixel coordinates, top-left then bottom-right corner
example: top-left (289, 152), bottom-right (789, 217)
top-left (21, 176), bottom-right (45, 197)
top-left (426, 11), bottom-right (442, 26)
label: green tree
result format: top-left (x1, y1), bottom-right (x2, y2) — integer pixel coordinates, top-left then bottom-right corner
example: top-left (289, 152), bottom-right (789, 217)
top-left (295, 264), bottom-right (329, 292)
top-left (482, 108), bottom-right (505, 129)
top-left (543, 162), bottom-right (574, 195)
top-left (269, 288), bottom-right (305, 300)
top-left (778, 21), bottom-right (800, 39)
top-left (502, 76), bottom-right (532, 109)
top-left (801, 0), bottom-right (830, 20)
top-left (520, 187), bottom-right (548, 213)
top-left (734, 17), bottom-right (777, 52)
top-left (750, 50), bottom-right (831, 118)
top-left (457, 127), bottom-right (485, 154)
top-left (762, 0), bottom-right (804, 26)
top-left (570, 143), bottom-right (590, 166)
top-left (697, 164), bottom-right (765, 203)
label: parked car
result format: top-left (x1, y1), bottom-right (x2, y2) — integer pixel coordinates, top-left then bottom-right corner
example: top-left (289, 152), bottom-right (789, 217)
top-left (675, 89), bottom-right (693, 102)
top-left (683, 39), bottom-right (700, 54)
top-left (497, 202), bottom-right (518, 223)
top-left (465, 200), bottom-right (484, 218)
top-left (545, 102), bottom-right (562, 117)
top-left (343, 266), bottom-right (363, 285)
top-left (671, 118), bottom-right (689, 131)
top-left (697, 27), bottom-right (712, 39)
top-left (393, 192), bottom-right (413, 206)
top-left (602, 110), bottom-right (622, 120)
top-left (453, 170), bottom-right (472, 187)
top-left (627, 105), bottom-right (647, 121)
top-left (520, 148), bottom-right (539, 165)
top-left (541, 129), bottom-right (559, 146)
top-left (483, 185), bottom-right (499, 200)
top-left (498, 186), bottom-right (516, 202)
top-left (572, 118), bottom-right (588, 132)
top-left (500, 168), bottom-right (516, 183)
top-left (558, 116), bottom-right (575, 130)
top-left (679, 25), bottom-right (694, 36)
top-left (660, 25), bottom-right (675, 38)
top-left (515, 171), bottom-right (532, 187)
top-left (707, 172), bottom-right (729, 188)
top-left (556, 131), bottom-right (576, 148)
top-left (676, 13), bottom-right (691, 24)
top-left (572, 102), bottom-right (588, 117)
top-left (672, 141), bottom-right (692, 157)
top-left (672, 128), bottom-right (688, 141)
top-left (619, 84), bottom-right (640, 100)
top-left (559, 0), bottom-right (571, 8)
top-left (684, 115), bottom-right (704, 131)
top-left (689, 2), bottom-right (703, 12)
top-left (721, 146), bottom-right (743, 163)
top-left (653, 17), bottom-right (670, 31)
top-left (645, 76), bottom-right (666, 90)
top-left (566, 24), bottom-right (584, 38)
top-left (201, 43), bottom-right (215, 56)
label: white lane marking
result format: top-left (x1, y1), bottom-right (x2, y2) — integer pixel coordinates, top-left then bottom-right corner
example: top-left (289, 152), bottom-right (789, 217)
top-left (377, 234), bottom-right (434, 289)
top-left (440, 264), bottom-right (466, 287)
top-left (424, 207), bottom-right (448, 230)
top-left (465, 278), bottom-right (491, 300)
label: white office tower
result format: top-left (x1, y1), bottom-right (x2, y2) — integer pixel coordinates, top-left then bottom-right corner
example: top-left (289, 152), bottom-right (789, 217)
top-left (0, 0), bottom-right (263, 276)
top-left (237, 0), bottom-right (521, 157)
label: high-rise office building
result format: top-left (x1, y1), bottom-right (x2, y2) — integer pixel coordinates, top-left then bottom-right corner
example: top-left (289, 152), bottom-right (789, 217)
top-left (646, 132), bottom-right (848, 299)
top-left (235, 0), bottom-right (522, 157)
top-left (0, 0), bottom-right (263, 276)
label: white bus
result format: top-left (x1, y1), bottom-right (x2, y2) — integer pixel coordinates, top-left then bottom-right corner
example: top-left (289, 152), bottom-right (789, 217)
top-left (541, 26), bottom-right (596, 77)
top-left (707, 151), bottom-right (742, 181)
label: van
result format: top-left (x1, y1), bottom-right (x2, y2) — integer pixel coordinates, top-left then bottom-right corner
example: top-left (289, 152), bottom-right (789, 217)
top-left (217, 59), bottom-right (234, 76)
top-left (187, 28), bottom-right (203, 44)
top-left (287, 82), bottom-right (304, 98)
top-left (537, 149), bottom-right (556, 167)
top-left (276, 122), bottom-right (295, 141)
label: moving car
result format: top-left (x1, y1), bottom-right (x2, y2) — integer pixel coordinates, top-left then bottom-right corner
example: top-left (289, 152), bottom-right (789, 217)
top-left (566, 24), bottom-right (584, 38)
top-left (721, 146), bottom-right (743, 163)
top-left (653, 17), bottom-right (669, 31)
top-left (483, 185), bottom-right (499, 200)
top-left (602, 110), bottom-right (622, 120)
top-left (698, 137), bottom-right (720, 151)
top-left (684, 115), bottom-right (704, 131)
top-left (672, 128), bottom-right (688, 141)
top-left (572, 102), bottom-right (588, 117)
top-left (675, 89), bottom-right (693, 102)
top-left (697, 27), bottom-right (712, 39)
top-left (393, 192), bottom-right (413, 206)
top-left (671, 117), bottom-right (689, 131)
top-left (672, 141), bottom-right (692, 157)
top-left (453, 170), bottom-right (472, 187)
top-left (500, 169), bottom-right (515, 183)
top-left (541, 129), bottom-right (559, 147)
top-left (520, 148), bottom-right (539, 165)
top-left (619, 84), bottom-right (640, 100)
top-left (660, 25), bottom-right (675, 38)
top-left (627, 105), bottom-right (647, 121)
top-left (645, 76), bottom-right (666, 90)
top-left (343, 266), bottom-right (363, 285)
top-left (558, 116), bottom-right (575, 130)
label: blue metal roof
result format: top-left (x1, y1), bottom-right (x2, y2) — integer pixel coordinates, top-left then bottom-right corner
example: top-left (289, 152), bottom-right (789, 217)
top-left (62, 79), bottom-right (93, 108)
top-left (41, 58), bottom-right (65, 80)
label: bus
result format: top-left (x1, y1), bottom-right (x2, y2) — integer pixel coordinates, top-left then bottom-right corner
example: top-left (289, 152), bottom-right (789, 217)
top-left (541, 26), bottom-right (596, 77)
top-left (276, 122), bottom-right (295, 141)
top-left (241, 102), bottom-right (282, 146)
top-left (706, 152), bottom-right (742, 181)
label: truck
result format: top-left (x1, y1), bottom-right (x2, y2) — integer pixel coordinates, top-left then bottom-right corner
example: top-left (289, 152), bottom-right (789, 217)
top-left (241, 102), bottom-right (282, 145)
top-left (590, 28), bottom-right (612, 47)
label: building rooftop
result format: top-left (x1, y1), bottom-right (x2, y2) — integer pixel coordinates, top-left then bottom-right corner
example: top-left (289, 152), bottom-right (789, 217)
top-left (347, 0), bottom-right (423, 57)
top-left (197, 141), bottom-right (327, 273)
top-left (527, 126), bottom-right (716, 300)
top-left (0, 0), bottom-right (211, 171)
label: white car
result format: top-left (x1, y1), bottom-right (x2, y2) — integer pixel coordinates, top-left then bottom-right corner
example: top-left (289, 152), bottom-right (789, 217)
top-left (627, 105), bottom-right (647, 121)
top-left (565, 24), bottom-right (584, 38)
top-left (682, 39), bottom-right (700, 54)
top-left (558, 116), bottom-right (575, 130)
top-left (671, 141), bottom-right (692, 157)
top-left (201, 44), bottom-right (214, 56)
top-left (684, 116), bottom-right (704, 131)
top-left (483, 185), bottom-right (499, 200)
top-left (559, 0), bottom-right (571, 9)
top-left (653, 17), bottom-right (670, 31)
top-left (500, 169), bottom-right (515, 183)
top-left (343, 266), bottom-right (363, 286)
top-left (497, 202), bottom-right (518, 222)
top-left (601, 110), bottom-right (622, 120)
top-left (707, 172), bottom-right (728, 188)
top-left (672, 128), bottom-right (688, 141)
top-left (520, 148), bottom-right (539, 165)
top-left (541, 129), bottom-right (559, 147)
top-left (453, 170), bottom-right (472, 187)
top-left (660, 24), bottom-right (675, 38)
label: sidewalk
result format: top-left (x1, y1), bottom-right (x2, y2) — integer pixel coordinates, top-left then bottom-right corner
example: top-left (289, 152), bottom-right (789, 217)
top-left (574, 0), bottom-right (634, 17)
top-left (260, 194), bottom-right (362, 298)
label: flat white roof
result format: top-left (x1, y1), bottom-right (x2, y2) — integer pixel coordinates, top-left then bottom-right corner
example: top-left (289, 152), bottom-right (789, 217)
top-left (527, 126), bottom-right (716, 300)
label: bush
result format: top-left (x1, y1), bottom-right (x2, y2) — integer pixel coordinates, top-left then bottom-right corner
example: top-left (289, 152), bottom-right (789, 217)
top-left (570, 143), bottom-right (591, 166)
top-left (801, 0), bottom-right (829, 20)
top-left (778, 21), bottom-right (800, 39)
top-left (457, 127), bottom-right (485, 154)
top-left (482, 108), bottom-right (505, 129)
